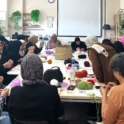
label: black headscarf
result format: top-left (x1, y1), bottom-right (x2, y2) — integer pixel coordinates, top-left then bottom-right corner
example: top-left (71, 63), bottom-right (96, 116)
top-left (114, 41), bottom-right (124, 53)
top-left (102, 39), bottom-right (115, 49)
top-left (75, 37), bottom-right (80, 42)
top-left (8, 40), bottom-right (22, 54)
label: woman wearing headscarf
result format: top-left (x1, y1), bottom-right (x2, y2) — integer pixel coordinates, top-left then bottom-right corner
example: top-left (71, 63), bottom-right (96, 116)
top-left (8, 54), bottom-right (64, 124)
top-left (71, 37), bottom-right (87, 51)
top-left (102, 39), bottom-right (115, 49)
top-left (7, 40), bottom-right (34, 66)
top-left (46, 34), bottom-right (62, 49)
top-left (85, 35), bottom-right (118, 84)
top-left (26, 35), bottom-right (44, 54)
top-left (114, 41), bottom-right (124, 53)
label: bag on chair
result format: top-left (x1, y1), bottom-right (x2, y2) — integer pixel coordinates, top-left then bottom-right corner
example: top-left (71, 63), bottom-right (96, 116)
top-left (43, 66), bottom-right (63, 84)
top-left (54, 45), bottom-right (72, 60)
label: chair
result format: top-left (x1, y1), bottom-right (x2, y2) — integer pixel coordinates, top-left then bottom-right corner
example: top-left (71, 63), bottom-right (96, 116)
top-left (11, 118), bottom-right (49, 124)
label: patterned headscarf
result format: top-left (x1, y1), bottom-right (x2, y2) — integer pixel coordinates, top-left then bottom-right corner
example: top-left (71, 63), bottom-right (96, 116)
top-left (85, 35), bottom-right (99, 48)
top-left (28, 35), bottom-right (38, 45)
top-left (21, 53), bottom-right (46, 85)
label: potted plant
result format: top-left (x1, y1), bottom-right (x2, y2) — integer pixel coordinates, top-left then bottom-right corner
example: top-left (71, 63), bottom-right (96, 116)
top-left (119, 18), bottom-right (124, 36)
top-left (31, 10), bottom-right (40, 26)
top-left (0, 20), bottom-right (6, 35)
top-left (11, 11), bottom-right (21, 31)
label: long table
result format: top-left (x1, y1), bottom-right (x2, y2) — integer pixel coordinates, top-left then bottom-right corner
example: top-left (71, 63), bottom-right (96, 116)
top-left (7, 51), bottom-right (102, 103)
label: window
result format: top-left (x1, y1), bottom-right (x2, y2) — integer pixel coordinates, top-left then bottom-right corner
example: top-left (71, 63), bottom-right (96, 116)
top-left (0, 0), bottom-right (7, 20)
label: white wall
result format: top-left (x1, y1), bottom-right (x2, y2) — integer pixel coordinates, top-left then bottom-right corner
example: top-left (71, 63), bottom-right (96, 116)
top-left (7, 0), bottom-right (120, 43)
top-left (120, 0), bottom-right (124, 8)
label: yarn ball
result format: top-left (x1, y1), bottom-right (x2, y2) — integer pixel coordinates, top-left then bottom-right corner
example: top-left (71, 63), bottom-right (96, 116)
top-left (50, 79), bottom-right (59, 86)
top-left (84, 61), bottom-right (90, 67)
top-left (11, 79), bottom-right (21, 88)
top-left (81, 70), bottom-right (88, 77)
top-left (87, 79), bottom-right (95, 85)
top-left (48, 59), bottom-right (52, 64)
top-left (77, 82), bottom-right (93, 90)
top-left (78, 54), bottom-right (86, 59)
top-left (46, 50), bottom-right (52, 55)
top-left (76, 71), bottom-right (83, 78)
top-left (76, 70), bottom-right (88, 78)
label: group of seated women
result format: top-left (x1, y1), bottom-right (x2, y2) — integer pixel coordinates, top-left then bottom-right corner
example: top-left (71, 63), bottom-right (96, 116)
top-left (0, 34), bottom-right (124, 124)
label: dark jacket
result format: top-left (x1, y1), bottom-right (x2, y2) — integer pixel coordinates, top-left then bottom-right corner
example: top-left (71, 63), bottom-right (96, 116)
top-left (26, 42), bottom-right (42, 54)
top-left (71, 41), bottom-right (87, 51)
top-left (88, 43), bottom-right (118, 84)
top-left (7, 41), bottom-right (23, 66)
top-left (0, 35), bottom-right (10, 44)
top-left (8, 83), bottom-right (64, 124)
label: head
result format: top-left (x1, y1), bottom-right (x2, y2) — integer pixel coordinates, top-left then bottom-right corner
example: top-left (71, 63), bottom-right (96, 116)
top-left (102, 39), bottom-right (115, 49)
top-left (8, 40), bottom-right (22, 53)
top-left (110, 53), bottom-right (124, 82)
top-left (28, 35), bottom-right (38, 44)
top-left (0, 41), bottom-right (4, 52)
top-left (85, 35), bottom-right (98, 48)
top-left (51, 34), bottom-right (57, 42)
top-left (75, 37), bottom-right (81, 45)
top-left (114, 41), bottom-right (124, 53)
top-left (21, 53), bottom-right (43, 85)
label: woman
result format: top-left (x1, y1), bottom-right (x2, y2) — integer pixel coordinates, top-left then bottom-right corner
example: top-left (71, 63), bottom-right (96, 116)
top-left (46, 34), bottom-right (62, 49)
top-left (101, 52), bottom-right (124, 124)
top-left (102, 39), bottom-right (115, 49)
top-left (8, 40), bottom-right (34, 66)
top-left (85, 35), bottom-right (118, 84)
top-left (71, 37), bottom-right (87, 51)
top-left (26, 35), bottom-right (44, 54)
top-left (114, 41), bottom-right (124, 53)
top-left (8, 54), bottom-right (64, 124)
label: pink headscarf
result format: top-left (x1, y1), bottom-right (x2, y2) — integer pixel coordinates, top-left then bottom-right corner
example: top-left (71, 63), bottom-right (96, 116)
top-left (120, 35), bottom-right (124, 46)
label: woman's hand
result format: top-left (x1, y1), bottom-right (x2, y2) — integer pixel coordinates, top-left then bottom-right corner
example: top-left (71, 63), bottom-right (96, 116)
top-left (100, 85), bottom-right (110, 96)
top-left (3, 60), bottom-right (13, 69)
top-left (28, 46), bottom-right (35, 54)
top-left (107, 82), bottom-right (118, 87)
top-left (0, 76), bottom-right (4, 83)
top-left (81, 48), bottom-right (84, 51)
top-left (1, 88), bottom-right (9, 97)
top-left (76, 47), bottom-right (81, 51)
top-left (39, 41), bottom-right (44, 48)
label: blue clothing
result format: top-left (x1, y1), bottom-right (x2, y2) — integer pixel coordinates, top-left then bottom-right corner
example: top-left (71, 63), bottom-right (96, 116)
top-left (1, 112), bottom-right (11, 124)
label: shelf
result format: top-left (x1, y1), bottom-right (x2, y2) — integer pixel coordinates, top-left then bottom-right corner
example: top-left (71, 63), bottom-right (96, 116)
top-left (23, 26), bottom-right (44, 30)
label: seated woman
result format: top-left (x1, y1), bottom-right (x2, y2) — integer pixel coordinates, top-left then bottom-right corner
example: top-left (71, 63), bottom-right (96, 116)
top-left (102, 39), bottom-right (115, 49)
top-left (114, 41), bottom-right (124, 53)
top-left (46, 34), bottom-right (62, 49)
top-left (101, 52), bottom-right (124, 124)
top-left (26, 35), bottom-right (44, 54)
top-left (71, 37), bottom-right (87, 51)
top-left (7, 40), bottom-right (34, 66)
top-left (8, 54), bottom-right (64, 124)
top-left (85, 35), bottom-right (118, 85)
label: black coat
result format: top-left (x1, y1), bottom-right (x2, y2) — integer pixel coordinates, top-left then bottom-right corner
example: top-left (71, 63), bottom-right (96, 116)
top-left (26, 42), bottom-right (42, 54)
top-left (8, 83), bottom-right (64, 124)
top-left (0, 35), bottom-right (10, 44)
top-left (71, 41), bottom-right (87, 51)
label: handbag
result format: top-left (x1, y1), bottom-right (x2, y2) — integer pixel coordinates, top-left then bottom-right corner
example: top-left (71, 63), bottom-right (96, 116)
top-left (43, 66), bottom-right (63, 84)
top-left (55, 45), bottom-right (72, 60)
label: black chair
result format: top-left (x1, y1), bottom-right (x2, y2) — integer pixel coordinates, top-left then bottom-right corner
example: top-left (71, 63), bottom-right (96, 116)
top-left (11, 118), bottom-right (49, 124)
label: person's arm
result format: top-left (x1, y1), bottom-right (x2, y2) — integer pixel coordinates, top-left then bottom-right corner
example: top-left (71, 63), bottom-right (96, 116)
top-left (34, 45), bottom-right (42, 54)
top-left (71, 42), bottom-right (76, 51)
top-left (54, 87), bottom-right (64, 117)
top-left (102, 88), bottom-right (118, 124)
top-left (88, 49), bottom-right (103, 83)
top-left (0, 35), bottom-right (10, 44)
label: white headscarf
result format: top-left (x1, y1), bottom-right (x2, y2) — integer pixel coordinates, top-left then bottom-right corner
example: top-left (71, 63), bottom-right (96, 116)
top-left (85, 35), bottom-right (99, 48)
top-left (85, 35), bottom-right (109, 57)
